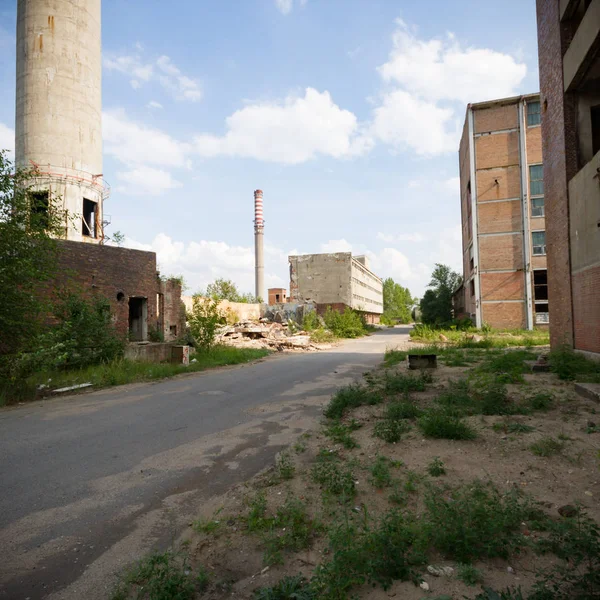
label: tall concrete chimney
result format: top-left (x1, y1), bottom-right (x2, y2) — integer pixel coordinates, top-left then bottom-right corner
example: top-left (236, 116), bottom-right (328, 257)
top-left (16, 0), bottom-right (107, 243)
top-left (254, 189), bottom-right (264, 302)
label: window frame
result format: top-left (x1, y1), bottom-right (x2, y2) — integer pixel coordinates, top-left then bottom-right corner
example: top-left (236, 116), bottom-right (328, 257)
top-left (532, 231), bottom-right (547, 256)
top-left (527, 101), bottom-right (541, 127)
top-left (529, 164), bottom-right (544, 219)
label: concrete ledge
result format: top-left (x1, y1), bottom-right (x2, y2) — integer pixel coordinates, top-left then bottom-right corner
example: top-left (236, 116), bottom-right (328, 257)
top-left (575, 382), bottom-right (600, 402)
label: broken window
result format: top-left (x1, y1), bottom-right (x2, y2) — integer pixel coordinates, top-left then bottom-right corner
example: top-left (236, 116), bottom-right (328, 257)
top-left (534, 270), bottom-right (548, 301)
top-left (470, 279), bottom-right (475, 297)
top-left (30, 190), bottom-right (49, 229)
top-left (82, 198), bottom-right (97, 238)
top-left (532, 231), bottom-right (546, 256)
top-left (128, 297), bottom-right (148, 341)
top-left (275, 294), bottom-right (280, 302)
top-left (527, 101), bottom-right (541, 126)
top-left (592, 104), bottom-right (600, 157)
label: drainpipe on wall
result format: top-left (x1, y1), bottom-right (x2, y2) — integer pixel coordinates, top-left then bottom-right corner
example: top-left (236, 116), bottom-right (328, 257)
top-left (467, 106), bottom-right (483, 328)
top-left (518, 99), bottom-right (535, 331)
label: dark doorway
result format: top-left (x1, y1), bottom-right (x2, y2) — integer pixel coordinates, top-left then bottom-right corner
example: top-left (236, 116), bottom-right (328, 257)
top-left (128, 297), bottom-right (148, 341)
top-left (82, 198), bottom-right (97, 238)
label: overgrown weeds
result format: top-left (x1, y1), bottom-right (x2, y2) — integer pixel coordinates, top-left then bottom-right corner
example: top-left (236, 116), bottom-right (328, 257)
top-left (111, 550), bottom-right (208, 600)
top-left (384, 349), bottom-right (407, 366)
top-left (311, 457), bottom-right (356, 501)
top-left (324, 420), bottom-right (361, 449)
top-left (370, 456), bottom-right (399, 488)
top-left (549, 346), bottom-right (600, 382)
top-left (373, 418), bottom-right (411, 443)
top-left (530, 436), bottom-right (565, 457)
top-left (385, 400), bottom-right (422, 420)
top-left (252, 575), bottom-right (315, 600)
top-left (324, 384), bottom-right (382, 420)
top-left (384, 370), bottom-right (431, 394)
top-left (457, 563), bottom-right (483, 586)
top-left (426, 456), bottom-right (446, 476)
top-left (418, 410), bottom-right (477, 440)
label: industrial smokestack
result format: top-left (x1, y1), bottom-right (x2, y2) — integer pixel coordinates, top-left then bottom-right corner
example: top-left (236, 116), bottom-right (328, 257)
top-left (16, 0), bottom-right (106, 242)
top-left (254, 189), bottom-right (264, 302)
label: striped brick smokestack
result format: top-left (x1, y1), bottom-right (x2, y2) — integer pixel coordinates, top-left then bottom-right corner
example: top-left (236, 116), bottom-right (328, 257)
top-left (254, 190), bottom-right (264, 302)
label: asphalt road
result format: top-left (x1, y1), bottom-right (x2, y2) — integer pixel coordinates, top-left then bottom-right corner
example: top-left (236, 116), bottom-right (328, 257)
top-left (0, 327), bottom-right (410, 600)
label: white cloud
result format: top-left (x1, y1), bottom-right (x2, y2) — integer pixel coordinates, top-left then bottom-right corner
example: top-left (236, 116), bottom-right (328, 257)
top-left (377, 232), bottom-right (426, 243)
top-left (194, 88), bottom-right (370, 164)
top-left (147, 100), bottom-right (163, 110)
top-left (116, 166), bottom-right (182, 196)
top-left (319, 239), bottom-right (353, 253)
top-left (378, 19), bottom-right (527, 104)
top-left (369, 89), bottom-right (458, 155)
top-left (275, 0), bottom-right (307, 14)
top-left (103, 109), bottom-right (190, 168)
top-left (104, 50), bottom-right (202, 102)
top-left (0, 123), bottom-right (14, 158)
top-left (120, 233), bottom-right (286, 295)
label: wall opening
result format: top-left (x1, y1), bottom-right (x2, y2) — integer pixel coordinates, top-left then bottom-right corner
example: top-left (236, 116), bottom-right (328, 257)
top-left (533, 269), bottom-right (549, 325)
top-left (30, 190), bottom-right (49, 229)
top-left (82, 198), bottom-right (97, 238)
top-left (170, 325), bottom-right (177, 337)
top-left (591, 104), bottom-right (600, 157)
top-left (128, 297), bottom-right (148, 341)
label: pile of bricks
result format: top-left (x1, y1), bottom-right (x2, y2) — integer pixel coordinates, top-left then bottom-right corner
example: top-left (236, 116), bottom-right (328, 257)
top-left (215, 320), bottom-right (320, 351)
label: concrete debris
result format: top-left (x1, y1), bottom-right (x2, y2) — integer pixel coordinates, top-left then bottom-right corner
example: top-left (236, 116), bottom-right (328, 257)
top-left (215, 320), bottom-right (324, 351)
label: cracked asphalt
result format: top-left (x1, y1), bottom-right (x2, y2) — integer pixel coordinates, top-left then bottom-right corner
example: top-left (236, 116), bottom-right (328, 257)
top-left (0, 327), bottom-right (410, 600)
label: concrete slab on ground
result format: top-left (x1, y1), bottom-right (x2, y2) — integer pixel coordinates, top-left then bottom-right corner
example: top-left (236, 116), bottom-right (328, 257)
top-left (575, 382), bottom-right (600, 402)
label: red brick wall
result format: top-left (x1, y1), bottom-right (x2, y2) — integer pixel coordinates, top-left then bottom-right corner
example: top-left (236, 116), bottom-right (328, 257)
top-left (52, 241), bottom-right (159, 338)
top-left (536, 0), bottom-right (575, 348)
top-left (572, 266), bottom-right (600, 353)
top-left (482, 302), bottom-right (526, 329)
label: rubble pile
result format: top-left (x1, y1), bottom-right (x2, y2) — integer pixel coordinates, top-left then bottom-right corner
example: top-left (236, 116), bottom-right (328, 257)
top-left (215, 319), bottom-right (323, 351)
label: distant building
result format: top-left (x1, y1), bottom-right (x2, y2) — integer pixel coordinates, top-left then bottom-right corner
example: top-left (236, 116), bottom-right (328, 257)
top-left (458, 93), bottom-right (548, 329)
top-left (268, 288), bottom-right (288, 305)
top-left (288, 253), bottom-right (383, 323)
top-left (536, 0), bottom-right (600, 357)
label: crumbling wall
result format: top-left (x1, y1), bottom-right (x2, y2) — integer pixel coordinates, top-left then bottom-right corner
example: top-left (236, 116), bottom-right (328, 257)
top-left (288, 253), bottom-right (352, 306)
top-left (158, 279), bottom-right (186, 341)
top-left (181, 296), bottom-right (263, 322)
top-left (50, 240), bottom-right (158, 338)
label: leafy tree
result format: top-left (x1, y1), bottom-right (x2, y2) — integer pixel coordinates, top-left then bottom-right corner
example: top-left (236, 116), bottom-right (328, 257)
top-left (0, 151), bottom-right (64, 381)
top-left (382, 278), bottom-right (415, 324)
top-left (202, 278), bottom-right (258, 303)
top-left (419, 264), bottom-right (462, 325)
top-left (188, 296), bottom-right (221, 352)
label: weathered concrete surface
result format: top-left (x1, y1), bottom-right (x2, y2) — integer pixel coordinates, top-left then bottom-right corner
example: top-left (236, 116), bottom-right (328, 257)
top-left (0, 327), bottom-right (410, 600)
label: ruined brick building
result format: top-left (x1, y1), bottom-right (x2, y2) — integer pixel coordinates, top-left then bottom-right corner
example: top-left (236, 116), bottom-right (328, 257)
top-left (458, 94), bottom-right (548, 329)
top-left (536, 0), bottom-right (600, 357)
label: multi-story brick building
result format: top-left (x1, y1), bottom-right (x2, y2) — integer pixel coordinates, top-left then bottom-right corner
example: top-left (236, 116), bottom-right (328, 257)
top-left (536, 0), bottom-right (600, 357)
top-left (288, 253), bottom-right (384, 323)
top-left (458, 94), bottom-right (548, 330)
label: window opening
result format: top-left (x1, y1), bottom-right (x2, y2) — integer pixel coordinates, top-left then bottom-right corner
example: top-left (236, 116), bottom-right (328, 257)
top-left (30, 190), bottom-right (49, 229)
top-left (527, 101), bottom-right (541, 126)
top-left (532, 231), bottom-right (546, 256)
top-left (82, 198), bottom-right (97, 238)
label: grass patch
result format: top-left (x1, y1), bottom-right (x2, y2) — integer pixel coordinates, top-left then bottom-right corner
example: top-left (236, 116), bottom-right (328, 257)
top-left (476, 349), bottom-right (535, 384)
top-left (192, 516), bottom-right (221, 535)
top-left (373, 418), bottom-right (411, 443)
top-left (384, 349), bottom-right (407, 366)
top-left (423, 480), bottom-right (541, 562)
top-left (385, 400), bottom-right (422, 420)
top-left (427, 456), bottom-right (446, 476)
top-left (410, 325), bottom-right (549, 348)
top-left (324, 420), bottom-right (361, 449)
top-left (370, 456), bottom-right (400, 488)
top-left (457, 563), bottom-right (483, 586)
top-left (111, 550), bottom-right (208, 600)
top-left (311, 458), bottom-right (356, 501)
top-left (252, 575), bottom-right (316, 599)
top-left (324, 384), bottom-right (383, 420)
top-left (418, 410), bottom-right (477, 440)
top-left (276, 452), bottom-right (296, 480)
top-left (384, 371), bottom-right (431, 394)
top-left (527, 392), bottom-right (554, 411)
top-left (549, 346), bottom-right (600, 382)
top-left (12, 346), bottom-right (269, 406)
top-left (530, 436), bottom-right (565, 457)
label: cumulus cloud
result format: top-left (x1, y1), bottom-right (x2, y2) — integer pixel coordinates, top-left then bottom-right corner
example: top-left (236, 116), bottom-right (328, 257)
top-left (104, 49), bottom-right (202, 102)
top-left (366, 20), bottom-right (527, 156)
top-left (0, 122), bottom-right (14, 158)
top-left (194, 88), bottom-right (370, 164)
top-left (377, 232), bottom-right (426, 243)
top-left (378, 19), bottom-right (527, 104)
top-left (116, 166), bottom-right (183, 196)
top-left (103, 110), bottom-right (190, 168)
top-left (275, 0), bottom-right (307, 14)
top-left (147, 100), bottom-right (163, 110)
top-left (319, 239), bottom-right (353, 253)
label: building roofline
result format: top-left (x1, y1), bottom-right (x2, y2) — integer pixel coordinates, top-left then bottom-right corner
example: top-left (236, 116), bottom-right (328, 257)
top-left (466, 92), bottom-right (540, 112)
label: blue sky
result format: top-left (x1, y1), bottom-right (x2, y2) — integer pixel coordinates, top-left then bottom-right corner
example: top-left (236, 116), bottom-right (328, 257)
top-left (0, 0), bottom-right (540, 298)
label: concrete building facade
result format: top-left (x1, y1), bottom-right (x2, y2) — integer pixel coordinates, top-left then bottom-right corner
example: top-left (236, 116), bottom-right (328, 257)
top-left (458, 94), bottom-right (548, 330)
top-left (288, 253), bottom-right (384, 322)
top-left (536, 0), bottom-right (600, 357)
top-left (16, 0), bottom-right (107, 243)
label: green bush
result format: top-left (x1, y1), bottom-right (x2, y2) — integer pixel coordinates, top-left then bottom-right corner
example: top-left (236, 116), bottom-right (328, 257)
top-left (18, 294), bottom-right (125, 374)
top-left (424, 480), bottom-right (538, 562)
top-left (324, 384), bottom-right (383, 419)
top-left (418, 411), bottom-right (477, 440)
top-left (373, 419), bottom-right (411, 443)
top-left (323, 306), bottom-right (368, 338)
top-left (188, 296), bottom-right (221, 352)
top-left (549, 346), bottom-right (600, 382)
top-left (427, 457), bottom-right (446, 477)
top-left (302, 311), bottom-right (321, 332)
top-left (311, 460), bottom-right (356, 500)
top-left (385, 401), bottom-right (422, 420)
